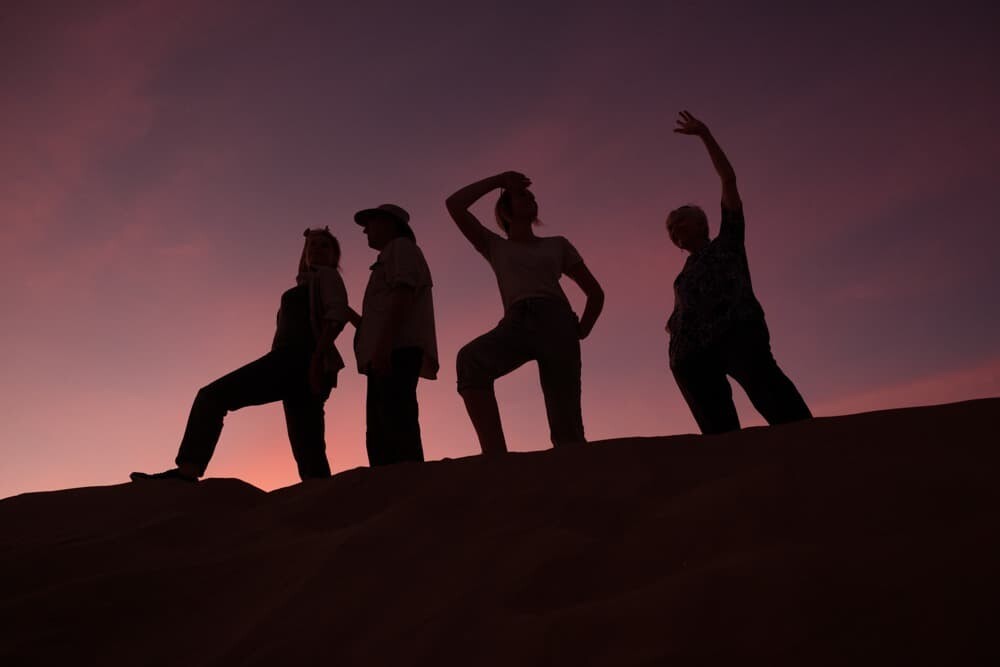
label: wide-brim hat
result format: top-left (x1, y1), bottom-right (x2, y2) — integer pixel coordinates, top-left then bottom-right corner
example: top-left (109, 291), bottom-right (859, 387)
top-left (354, 203), bottom-right (415, 242)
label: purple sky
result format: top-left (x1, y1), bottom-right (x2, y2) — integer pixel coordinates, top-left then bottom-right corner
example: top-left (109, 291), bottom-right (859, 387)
top-left (2, 0), bottom-right (998, 498)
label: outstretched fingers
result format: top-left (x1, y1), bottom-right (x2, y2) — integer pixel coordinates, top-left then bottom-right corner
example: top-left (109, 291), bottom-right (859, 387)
top-left (673, 110), bottom-right (707, 135)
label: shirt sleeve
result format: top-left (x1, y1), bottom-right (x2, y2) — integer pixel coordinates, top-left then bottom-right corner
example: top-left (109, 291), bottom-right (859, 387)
top-left (717, 201), bottom-right (746, 245)
top-left (315, 266), bottom-right (350, 326)
top-left (382, 238), bottom-right (428, 289)
top-left (560, 237), bottom-right (584, 273)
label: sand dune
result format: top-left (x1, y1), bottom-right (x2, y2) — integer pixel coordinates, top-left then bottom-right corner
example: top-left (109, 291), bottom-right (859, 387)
top-left (2, 398), bottom-right (997, 666)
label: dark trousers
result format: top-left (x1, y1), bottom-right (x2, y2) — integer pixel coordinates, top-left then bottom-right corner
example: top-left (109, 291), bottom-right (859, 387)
top-left (176, 348), bottom-right (332, 480)
top-left (671, 325), bottom-right (812, 435)
top-left (366, 347), bottom-right (424, 467)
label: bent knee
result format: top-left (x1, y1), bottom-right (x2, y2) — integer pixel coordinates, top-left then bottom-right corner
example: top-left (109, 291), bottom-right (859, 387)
top-left (456, 343), bottom-right (494, 393)
top-left (194, 381), bottom-right (229, 410)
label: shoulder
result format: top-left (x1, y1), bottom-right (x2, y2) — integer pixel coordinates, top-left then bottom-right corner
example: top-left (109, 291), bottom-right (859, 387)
top-left (382, 237), bottom-right (432, 283)
top-left (382, 236), bottom-right (423, 261)
top-left (717, 201), bottom-right (746, 245)
top-left (481, 227), bottom-right (505, 248)
top-left (314, 265), bottom-right (347, 293)
top-left (553, 235), bottom-right (583, 261)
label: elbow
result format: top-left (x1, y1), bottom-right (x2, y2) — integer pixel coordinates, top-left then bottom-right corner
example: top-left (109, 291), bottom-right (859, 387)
top-left (445, 195), bottom-right (464, 216)
top-left (588, 285), bottom-right (605, 304)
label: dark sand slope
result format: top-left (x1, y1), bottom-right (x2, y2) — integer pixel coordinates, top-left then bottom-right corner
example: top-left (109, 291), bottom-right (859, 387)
top-left (1, 398), bottom-right (997, 666)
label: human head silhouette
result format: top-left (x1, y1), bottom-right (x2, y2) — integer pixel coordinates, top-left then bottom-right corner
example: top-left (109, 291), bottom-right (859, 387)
top-left (299, 227), bottom-right (340, 274)
top-left (665, 205), bottom-right (709, 252)
top-left (495, 187), bottom-right (540, 235)
top-left (354, 204), bottom-right (415, 250)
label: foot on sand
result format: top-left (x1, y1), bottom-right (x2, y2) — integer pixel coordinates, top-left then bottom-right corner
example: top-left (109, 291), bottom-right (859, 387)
top-left (129, 469), bottom-right (198, 483)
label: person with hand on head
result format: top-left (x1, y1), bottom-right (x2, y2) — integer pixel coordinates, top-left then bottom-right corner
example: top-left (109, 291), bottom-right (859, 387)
top-left (353, 204), bottom-right (438, 467)
top-left (446, 171), bottom-right (605, 455)
top-left (131, 227), bottom-right (353, 483)
top-left (665, 110), bottom-right (812, 434)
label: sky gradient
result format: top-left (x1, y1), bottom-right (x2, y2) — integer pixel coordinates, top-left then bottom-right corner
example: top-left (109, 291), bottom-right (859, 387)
top-left (2, 0), bottom-right (998, 498)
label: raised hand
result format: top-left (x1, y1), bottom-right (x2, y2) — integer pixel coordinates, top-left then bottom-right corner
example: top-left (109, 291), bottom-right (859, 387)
top-left (673, 110), bottom-right (710, 137)
top-left (498, 171), bottom-right (532, 191)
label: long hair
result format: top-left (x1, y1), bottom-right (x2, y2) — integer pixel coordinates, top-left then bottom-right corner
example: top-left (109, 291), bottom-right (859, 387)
top-left (298, 227), bottom-right (341, 277)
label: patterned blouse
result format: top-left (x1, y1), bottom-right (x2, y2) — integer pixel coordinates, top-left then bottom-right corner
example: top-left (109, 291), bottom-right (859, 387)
top-left (667, 204), bottom-right (766, 366)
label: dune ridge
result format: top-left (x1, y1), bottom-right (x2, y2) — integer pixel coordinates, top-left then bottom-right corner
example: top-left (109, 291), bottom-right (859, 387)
top-left (2, 398), bottom-right (998, 666)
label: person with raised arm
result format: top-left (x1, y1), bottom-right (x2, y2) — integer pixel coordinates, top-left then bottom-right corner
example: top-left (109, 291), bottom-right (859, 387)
top-left (131, 228), bottom-right (352, 482)
top-left (446, 172), bottom-right (604, 455)
top-left (665, 110), bottom-right (811, 434)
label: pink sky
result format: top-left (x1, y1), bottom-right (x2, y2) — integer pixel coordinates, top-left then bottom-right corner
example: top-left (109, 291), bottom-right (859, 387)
top-left (2, 1), bottom-right (998, 498)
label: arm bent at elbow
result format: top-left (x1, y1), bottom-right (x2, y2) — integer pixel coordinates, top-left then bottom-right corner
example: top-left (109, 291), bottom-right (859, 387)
top-left (446, 171), bottom-right (531, 253)
top-left (565, 261), bottom-right (605, 340)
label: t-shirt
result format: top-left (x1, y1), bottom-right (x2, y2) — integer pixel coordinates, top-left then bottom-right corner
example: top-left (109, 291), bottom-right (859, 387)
top-left (478, 228), bottom-right (583, 311)
top-left (666, 203), bottom-right (766, 366)
top-left (355, 237), bottom-right (439, 380)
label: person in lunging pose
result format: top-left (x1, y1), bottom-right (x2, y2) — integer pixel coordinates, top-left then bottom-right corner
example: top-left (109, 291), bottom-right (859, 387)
top-left (446, 171), bottom-right (605, 454)
top-left (131, 227), bottom-right (352, 482)
top-left (665, 110), bottom-right (811, 434)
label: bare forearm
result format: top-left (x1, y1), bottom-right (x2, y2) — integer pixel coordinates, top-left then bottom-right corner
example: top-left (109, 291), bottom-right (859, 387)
top-left (700, 131), bottom-right (736, 185)
top-left (446, 175), bottom-right (503, 213)
top-left (578, 289), bottom-right (605, 339)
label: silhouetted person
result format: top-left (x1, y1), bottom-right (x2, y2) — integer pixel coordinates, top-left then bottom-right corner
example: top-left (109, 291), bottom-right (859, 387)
top-left (446, 171), bottom-right (605, 455)
top-left (130, 228), bottom-right (352, 482)
top-left (353, 204), bottom-right (438, 466)
top-left (666, 110), bottom-right (811, 434)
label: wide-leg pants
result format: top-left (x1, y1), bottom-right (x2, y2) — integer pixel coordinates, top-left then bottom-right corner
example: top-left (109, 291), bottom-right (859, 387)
top-left (671, 324), bottom-right (811, 435)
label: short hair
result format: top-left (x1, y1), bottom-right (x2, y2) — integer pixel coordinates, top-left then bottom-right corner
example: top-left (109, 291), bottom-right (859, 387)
top-left (298, 227), bottom-right (341, 276)
top-left (665, 205), bottom-right (708, 232)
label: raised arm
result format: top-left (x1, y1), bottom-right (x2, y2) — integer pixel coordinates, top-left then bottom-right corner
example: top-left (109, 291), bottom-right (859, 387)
top-left (445, 171), bottom-right (531, 253)
top-left (674, 111), bottom-right (741, 212)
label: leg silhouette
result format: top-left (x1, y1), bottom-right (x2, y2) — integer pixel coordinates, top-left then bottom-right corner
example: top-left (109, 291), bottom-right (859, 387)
top-left (672, 354), bottom-right (740, 435)
top-left (535, 303), bottom-right (585, 447)
top-left (456, 316), bottom-right (532, 455)
top-left (176, 350), bottom-right (305, 475)
top-left (725, 327), bottom-right (811, 426)
top-left (283, 386), bottom-right (332, 480)
top-left (366, 347), bottom-right (425, 466)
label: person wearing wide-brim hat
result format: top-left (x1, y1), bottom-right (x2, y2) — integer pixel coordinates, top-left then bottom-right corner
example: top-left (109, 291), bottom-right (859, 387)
top-left (352, 204), bottom-right (438, 466)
